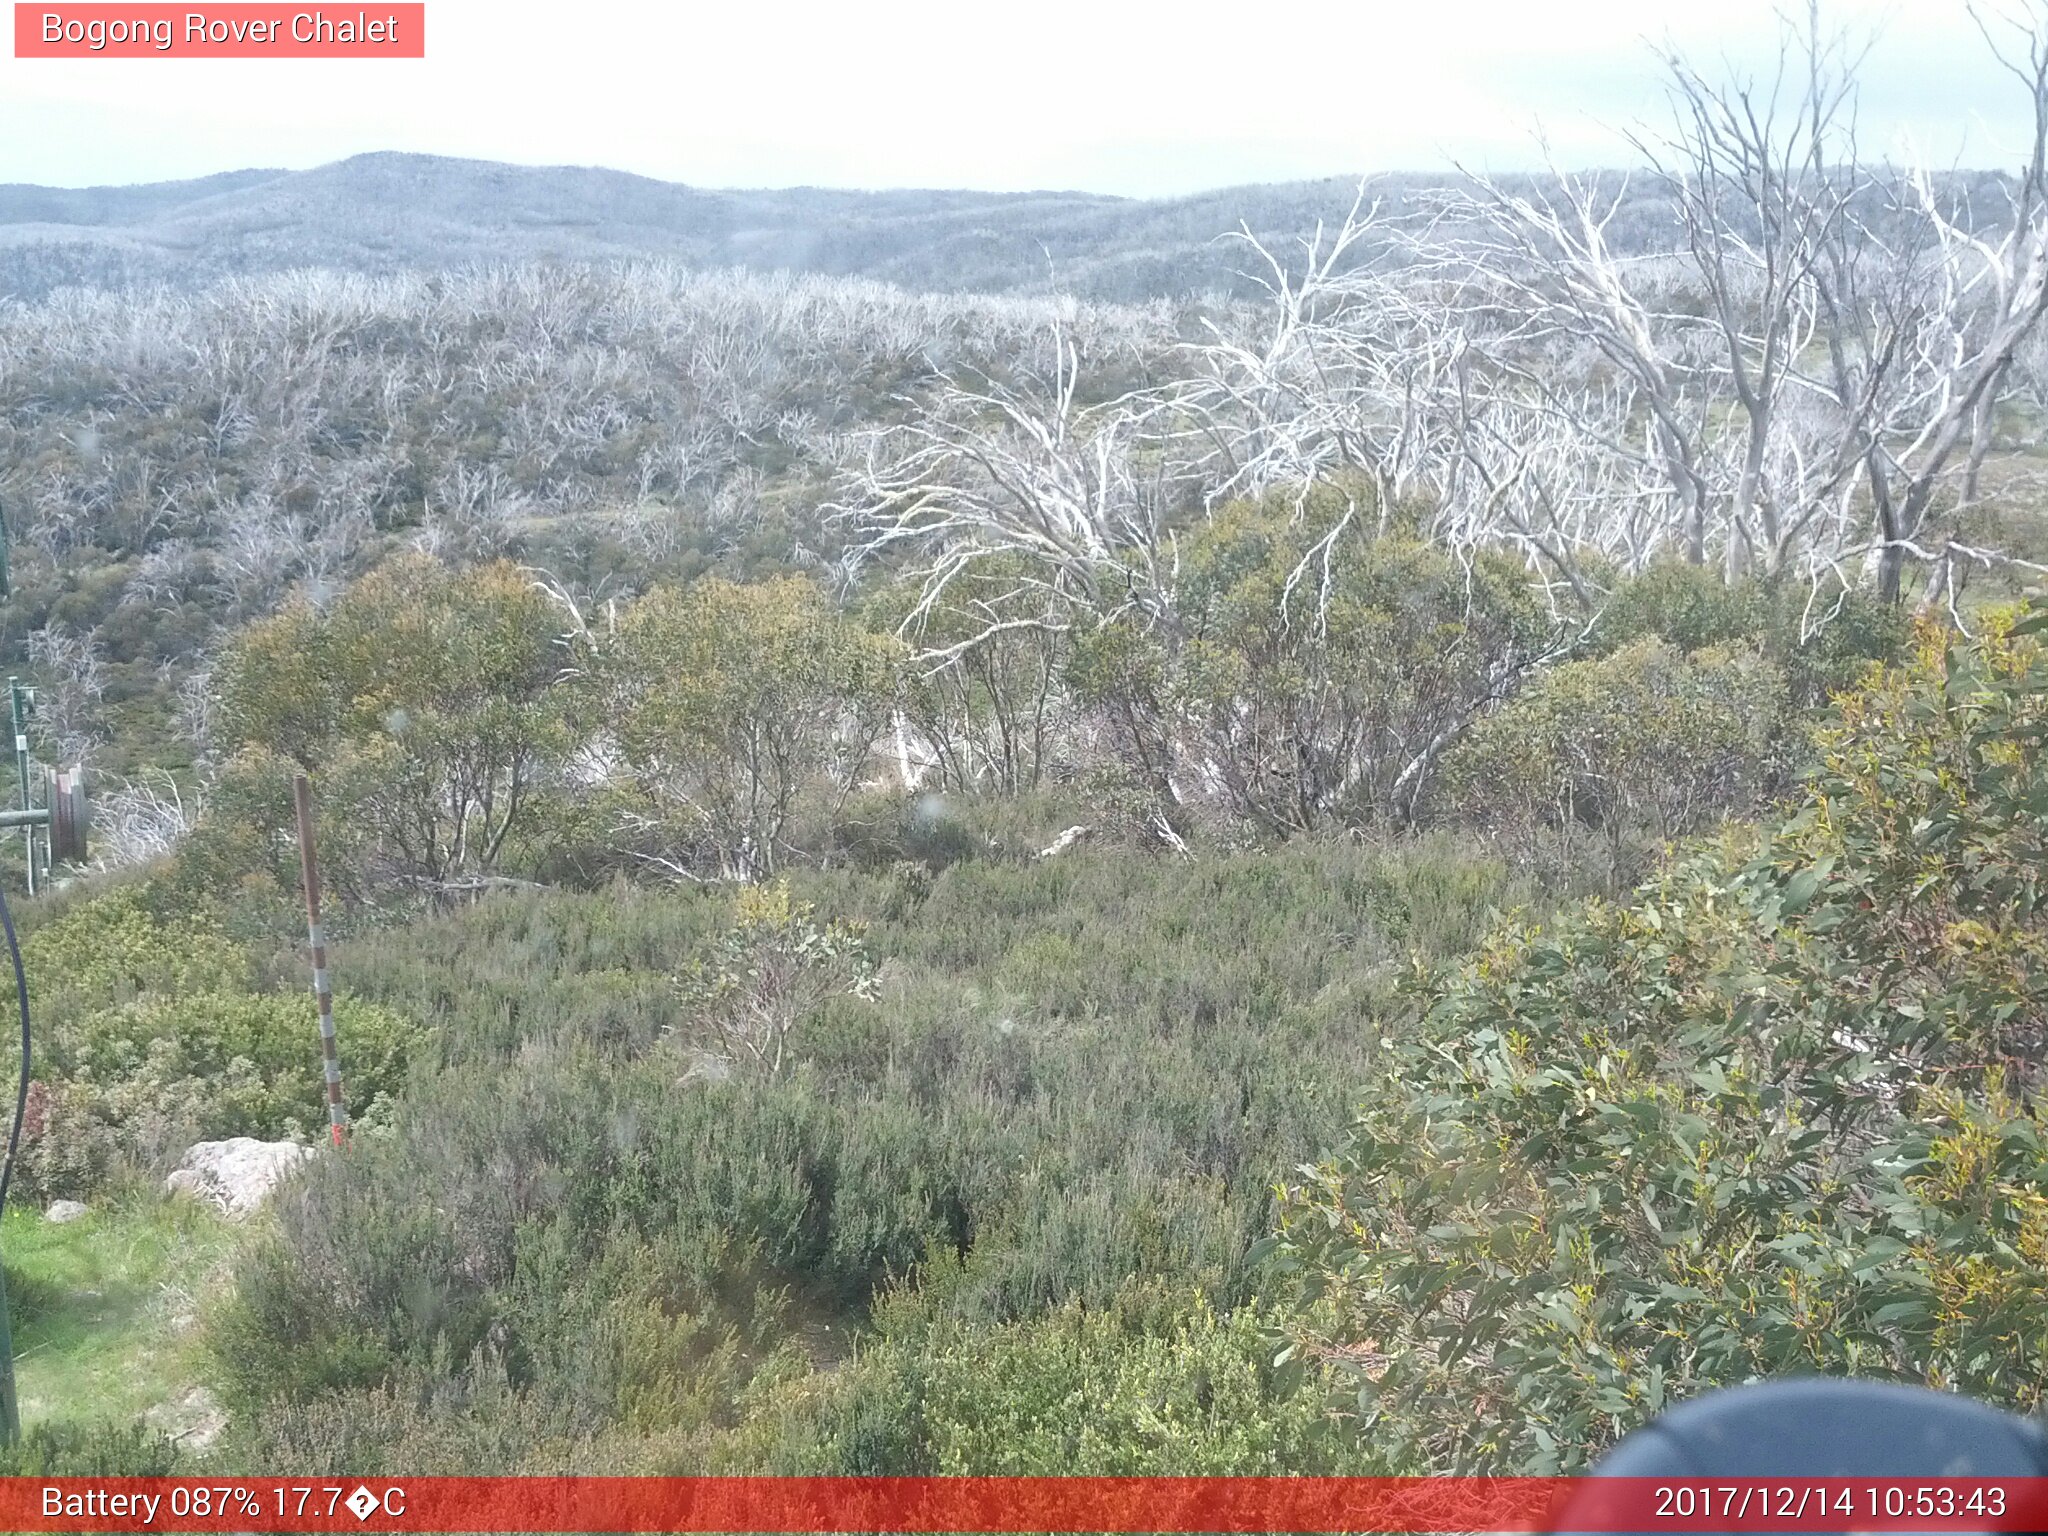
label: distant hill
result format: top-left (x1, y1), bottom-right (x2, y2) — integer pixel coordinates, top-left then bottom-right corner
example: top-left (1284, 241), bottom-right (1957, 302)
top-left (4, 151), bottom-right (2021, 304)
top-left (0, 152), bottom-right (1609, 302)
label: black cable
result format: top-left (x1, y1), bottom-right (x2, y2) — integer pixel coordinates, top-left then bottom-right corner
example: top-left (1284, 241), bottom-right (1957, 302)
top-left (0, 881), bottom-right (28, 1219)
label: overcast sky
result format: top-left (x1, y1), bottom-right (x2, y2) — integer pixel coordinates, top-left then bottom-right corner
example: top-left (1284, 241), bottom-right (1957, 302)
top-left (1, 0), bottom-right (2038, 195)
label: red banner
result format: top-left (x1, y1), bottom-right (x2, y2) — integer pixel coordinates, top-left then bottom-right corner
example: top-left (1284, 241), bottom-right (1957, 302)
top-left (14, 5), bottom-right (424, 58)
top-left (7, 1476), bottom-right (2048, 1532)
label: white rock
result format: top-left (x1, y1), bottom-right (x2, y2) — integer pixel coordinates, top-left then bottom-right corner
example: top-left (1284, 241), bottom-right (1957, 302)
top-left (43, 1199), bottom-right (89, 1224)
top-left (165, 1137), bottom-right (313, 1218)
top-left (1036, 825), bottom-right (1091, 859)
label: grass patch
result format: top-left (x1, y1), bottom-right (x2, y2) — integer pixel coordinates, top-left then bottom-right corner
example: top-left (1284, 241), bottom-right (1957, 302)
top-left (1, 1195), bottom-right (237, 1435)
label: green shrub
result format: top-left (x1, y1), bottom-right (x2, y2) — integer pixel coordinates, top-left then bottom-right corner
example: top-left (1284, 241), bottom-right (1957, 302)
top-left (595, 576), bottom-right (900, 879)
top-left (865, 555), bottom-right (1069, 796)
top-left (818, 789), bottom-right (995, 873)
top-left (20, 886), bottom-right (250, 1026)
top-left (1441, 638), bottom-right (1790, 874)
top-left (19, 991), bottom-right (420, 1200)
top-left (726, 1278), bottom-right (1355, 1475)
top-left (1074, 489), bottom-right (1559, 834)
top-left (671, 881), bottom-right (877, 1077)
top-left (7, 887), bottom-right (424, 1201)
top-left (214, 1238), bottom-right (812, 1474)
top-left (209, 837), bottom-right (1546, 1458)
top-left (1595, 564), bottom-right (1905, 706)
top-left (62, 991), bottom-right (417, 1110)
top-left (0, 1419), bottom-right (182, 1475)
top-left (210, 556), bottom-right (572, 897)
top-left (1270, 608), bottom-right (2048, 1473)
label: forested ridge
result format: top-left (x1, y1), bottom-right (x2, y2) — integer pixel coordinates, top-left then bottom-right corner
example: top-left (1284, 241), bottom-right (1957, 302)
top-left (0, 155), bottom-right (1727, 303)
top-left (2, 9), bottom-right (2048, 1478)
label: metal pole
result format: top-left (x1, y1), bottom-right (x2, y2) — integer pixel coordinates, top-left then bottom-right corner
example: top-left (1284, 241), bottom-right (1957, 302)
top-left (292, 775), bottom-right (348, 1147)
top-left (0, 1264), bottom-right (20, 1447)
top-left (0, 873), bottom-right (29, 1448)
top-left (0, 520), bottom-right (22, 1445)
top-left (8, 682), bottom-right (31, 898)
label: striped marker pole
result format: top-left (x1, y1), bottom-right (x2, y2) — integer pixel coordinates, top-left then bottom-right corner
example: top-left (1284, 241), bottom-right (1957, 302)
top-left (292, 773), bottom-right (348, 1147)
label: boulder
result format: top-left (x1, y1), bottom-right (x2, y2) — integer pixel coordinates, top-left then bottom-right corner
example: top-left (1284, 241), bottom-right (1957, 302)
top-left (165, 1137), bottom-right (313, 1218)
top-left (43, 1199), bottom-right (88, 1224)
top-left (1036, 825), bottom-right (1091, 859)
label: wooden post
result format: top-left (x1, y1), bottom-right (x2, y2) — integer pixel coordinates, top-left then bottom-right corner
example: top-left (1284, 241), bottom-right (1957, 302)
top-left (292, 774), bottom-right (348, 1147)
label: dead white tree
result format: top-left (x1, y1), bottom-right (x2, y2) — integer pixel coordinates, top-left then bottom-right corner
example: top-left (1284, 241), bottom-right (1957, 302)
top-left (25, 626), bottom-right (106, 767)
top-left (1134, 187), bottom-right (1479, 539)
top-left (1641, 16), bottom-right (1864, 580)
top-left (1432, 1), bottom-right (2048, 600)
top-left (834, 326), bottom-right (1184, 655)
top-left (1808, 2), bottom-right (2048, 599)
top-left (1434, 364), bottom-right (1656, 609)
top-left (1433, 163), bottom-right (1718, 574)
top-left (91, 769), bottom-right (200, 870)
